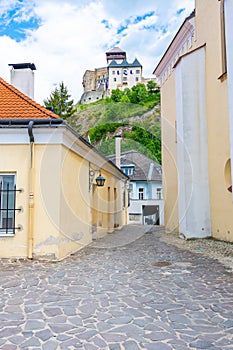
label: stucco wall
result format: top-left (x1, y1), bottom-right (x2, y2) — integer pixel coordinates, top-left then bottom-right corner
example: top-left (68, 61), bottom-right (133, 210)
top-left (194, 0), bottom-right (233, 241)
top-left (160, 73), bottom-right (179, 233)
top-left (175, 46), bottom-right (211, 239)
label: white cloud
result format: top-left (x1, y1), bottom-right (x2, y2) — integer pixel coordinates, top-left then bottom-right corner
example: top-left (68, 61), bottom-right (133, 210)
top-left (0, 0), bottom-right (195, 103)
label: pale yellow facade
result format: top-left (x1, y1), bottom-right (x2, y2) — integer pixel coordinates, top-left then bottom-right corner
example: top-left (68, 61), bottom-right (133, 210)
top-left (0, 125), bottom-right (128, 260)
top-left (154, 0), bottom-right (233, 241)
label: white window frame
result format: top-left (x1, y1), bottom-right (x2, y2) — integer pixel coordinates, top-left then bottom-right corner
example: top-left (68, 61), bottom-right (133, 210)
top-left (138, 187), bottom-right (144, 200)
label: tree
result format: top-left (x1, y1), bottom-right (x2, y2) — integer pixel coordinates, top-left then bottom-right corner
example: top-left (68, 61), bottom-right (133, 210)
top-left (130, 84), bottom-right (148, 103)
top-left (110, 89), bottom-right (124, 102)
top-left (147, 80), bottom-right (157, 95)
top-left (44, 82), bottom-right (75, 119)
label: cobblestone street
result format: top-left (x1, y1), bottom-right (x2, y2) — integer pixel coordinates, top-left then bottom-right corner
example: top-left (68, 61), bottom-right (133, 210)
top-left (1, 226), bottom-right (233, 349)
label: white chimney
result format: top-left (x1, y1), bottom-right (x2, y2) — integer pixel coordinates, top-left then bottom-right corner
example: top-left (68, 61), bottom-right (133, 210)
top-left (115, 135), bottom-right (121, 168)
top-left (9, 63), bottom-right (36, 99)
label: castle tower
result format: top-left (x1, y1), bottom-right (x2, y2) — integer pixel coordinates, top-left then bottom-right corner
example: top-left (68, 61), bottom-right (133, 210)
top-left (106, 47), bottom-right (126, 64)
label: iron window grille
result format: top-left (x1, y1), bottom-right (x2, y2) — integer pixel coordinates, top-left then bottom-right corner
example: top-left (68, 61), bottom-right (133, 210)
top-left (0, 176), bottom-right (22, 235)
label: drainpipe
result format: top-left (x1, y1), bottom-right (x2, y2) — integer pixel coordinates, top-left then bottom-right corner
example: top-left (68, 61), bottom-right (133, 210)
top-left (27, 121), bottom-right (35, 259)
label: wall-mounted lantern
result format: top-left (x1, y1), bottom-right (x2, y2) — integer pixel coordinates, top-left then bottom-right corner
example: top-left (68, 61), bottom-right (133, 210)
top-left (89, 165), bottom-right (106, 191)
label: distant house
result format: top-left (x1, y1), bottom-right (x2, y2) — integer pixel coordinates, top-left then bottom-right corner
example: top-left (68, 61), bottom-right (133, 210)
top-left (108, 150), bottom-right (164, 226)
top-left (0, 64), bottom-right (129, 260)
top-left (153, 0), bottom-right (233, 242)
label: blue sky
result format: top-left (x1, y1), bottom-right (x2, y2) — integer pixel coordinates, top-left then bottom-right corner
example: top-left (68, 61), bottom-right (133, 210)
top-left (0, 0), bottom-right (194, 102)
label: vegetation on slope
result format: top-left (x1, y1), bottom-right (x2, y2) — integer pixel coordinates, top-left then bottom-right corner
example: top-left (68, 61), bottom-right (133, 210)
top-left (66, 81), bottom-right (161, 163)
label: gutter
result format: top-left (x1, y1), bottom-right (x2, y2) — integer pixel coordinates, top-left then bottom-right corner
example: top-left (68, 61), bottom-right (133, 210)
top-left (0, 118), bottom-right (63, 126)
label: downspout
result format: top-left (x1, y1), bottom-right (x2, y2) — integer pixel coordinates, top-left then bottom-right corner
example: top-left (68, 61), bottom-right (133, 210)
top-left (27, 121), bottom-right (35, 259)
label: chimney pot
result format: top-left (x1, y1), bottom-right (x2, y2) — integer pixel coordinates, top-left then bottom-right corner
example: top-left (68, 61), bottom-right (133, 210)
top-left (8, 62), bottom-right (36, 99)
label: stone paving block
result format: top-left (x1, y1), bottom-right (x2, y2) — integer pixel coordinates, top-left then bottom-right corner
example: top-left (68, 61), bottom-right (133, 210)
top-left (123, 340), bottom-right (141, 350)
top-left (42, 340), bottom-right (59, 350)
top-left (35, 329), bottom-right (54, 341)
top-left (109, 344), bottom-right (121, 350)
top-left (92, 335), bottom-right (108, 348)
top-left (189, 339), bottom-right (214, 348)
top-left (21, 336), bottom-right (41, 347)
top-left (25, 320), bottom-right (45, 330)
top-left (56, 334), bottom-right (71, 341)
top-left (44, 307), bottom-right (63, 317)
top-left (49, 323), bottom-right (76, 333)
top-left (101, 333), bottom-right (128, 342)
top-left (143, 342), bottom-right (172, 350)
top-left (1, 345), bottom-right (18, 350)
top-left (69, 316), bottom-right (83, 326)
top-left (108, 316), bottom-right (133, 324)
top-left (83, 344), bottom-right (98, 350)
top-left (8, 335), bottom-right (25, 345)
top-left (0, 327), bottom-right (20, 338)
top-left (144, 331), bottom-right (175, 341)
top-left (222, 320), bottom-right (233, 328)
top-left (76, 330), bottom-right (97, 340)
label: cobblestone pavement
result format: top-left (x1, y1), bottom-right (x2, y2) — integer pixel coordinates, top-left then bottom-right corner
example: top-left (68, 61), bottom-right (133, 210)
top-left (1, 226), bottom-right (233, 349)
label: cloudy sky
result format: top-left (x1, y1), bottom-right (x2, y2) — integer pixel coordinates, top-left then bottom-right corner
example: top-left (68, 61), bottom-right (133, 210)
top-left (0, 0), bottom-right (194, 104)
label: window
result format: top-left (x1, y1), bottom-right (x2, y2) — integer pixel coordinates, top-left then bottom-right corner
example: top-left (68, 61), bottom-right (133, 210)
top-left (136, 69), bottom-right (140, 74)
top-left (123, 190), bottom-right (125, 208)
top-left (157, 188), bottom-right (162, 199)
top-left (138, 187), bottom-right (144, 200)
top-left (123, 77), bottom-right (127, 81)
top-left (123, 69), bottom-right (128, 76)
top-left (130, 70), bottom-right (133, 74)
top-left (114, 78), bottom-right (117, 82)
top-left (117, 70), bottom-right (120, 75)
top-left (121, 166), bottom-right (134, 176)
top-left (136, 77), bottom-right (139, 82)
top-left (112, 71), bottom-right (115, 75)
top-left (0, 174), bottom-right (18, 235)
top-left (129, 184), bottom-right (133, 199)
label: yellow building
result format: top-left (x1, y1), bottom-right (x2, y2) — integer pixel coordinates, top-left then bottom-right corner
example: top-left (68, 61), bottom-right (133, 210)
top-left (153, 0), bottom-right (233, 241)
top-left (0, 76), bottom-right (128, 260)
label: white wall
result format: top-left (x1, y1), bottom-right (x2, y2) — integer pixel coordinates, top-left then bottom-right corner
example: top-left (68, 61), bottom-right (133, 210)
top-left (108, 67), bottom-right (142, 91)
top-left (175, 46), bottom-right (212, 238)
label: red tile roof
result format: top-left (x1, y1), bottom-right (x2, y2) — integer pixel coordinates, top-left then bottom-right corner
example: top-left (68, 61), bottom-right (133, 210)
top-left (0, 77), bottom-right (59, 120)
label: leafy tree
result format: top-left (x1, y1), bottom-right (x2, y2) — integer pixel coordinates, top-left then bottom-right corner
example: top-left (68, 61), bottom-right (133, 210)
top-left (120, 95), bottom-right (131, 103)
top-left (44, 82), bottom-right (75, 119)
top-left (147, 80), bottom-right (157, 95)
top-left (111, 89), bottom-right (124, 102)
top-left (124, 125), bottom-right (161, 164)
top-left (130, 84), bottom-right (148, 104)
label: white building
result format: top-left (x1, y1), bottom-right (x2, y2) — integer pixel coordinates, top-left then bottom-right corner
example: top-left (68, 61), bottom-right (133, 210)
top-left (109, 150), bottom-right (164, 226)
top-left (108, 58), bottom-right (142, 92)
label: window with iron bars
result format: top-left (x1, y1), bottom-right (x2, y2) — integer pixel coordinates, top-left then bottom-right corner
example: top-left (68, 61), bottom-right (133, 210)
top-left (0, 174), bottom-right (21, 235)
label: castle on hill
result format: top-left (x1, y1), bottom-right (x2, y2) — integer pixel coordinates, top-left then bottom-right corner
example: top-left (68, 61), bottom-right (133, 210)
top-left (80, 47), bottom-right (155, 104)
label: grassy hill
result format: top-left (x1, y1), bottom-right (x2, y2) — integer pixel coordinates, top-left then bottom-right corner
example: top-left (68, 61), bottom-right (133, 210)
top-left (66, 89), bottom-right (161, 163)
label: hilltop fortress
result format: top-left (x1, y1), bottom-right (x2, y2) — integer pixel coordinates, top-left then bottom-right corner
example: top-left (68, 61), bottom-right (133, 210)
top-left (80, 47), bottom-right (155, 104)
